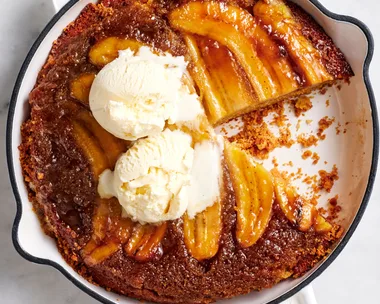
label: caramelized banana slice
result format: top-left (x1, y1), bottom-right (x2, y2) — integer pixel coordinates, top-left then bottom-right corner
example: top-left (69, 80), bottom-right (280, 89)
top-left (253, 25), bottom-right (300, 93)
top-left (315, 214), bottom-right (333, 233)
top-left (272, 169), bottom-right (333, 233)
top-left (124, 224), bottom-right (147, 255)
top-left (76, 111), bottom-right (128, 168)
top-left (135, 223), bottom-right (167, 262)
top-left (82, 198), bottom-right (119, 264)
top-left (196, 36), bottom-right (258, 125)
top-left (72, 121), bottom-right (109, 178)
top-left (298, 201), bottom-right (316, 231)
top-left (92, 198), bottom-right (111, 241)
top-left (82, 198), bottom-right (117, 249)
top-left (183, 200), bottom-right (222, 260)
top-left (81, 239), bottom-right (98, 256)
top-left (254, 0), bottom-right (333, 84)
top-left (70, 73), bottom-right (96, 106)
top-left (271, 169), bottom-right (301, 225)
top-left (225, 144), bottom-right (274, 248)
top-left (124, 223), bottom-right (167, 262)
top-left (85, 241), bottom-right (120, 266)
top-left (110, 217), bottom-right (135, 244)
top-left (184, 35), bottom-right (226, 124)
top-left (170, 1), bottom-right (280, 101)
top-left (106, 198), bottom-right (135, 243)
top-left (89, 37), bottom-right (145, 67)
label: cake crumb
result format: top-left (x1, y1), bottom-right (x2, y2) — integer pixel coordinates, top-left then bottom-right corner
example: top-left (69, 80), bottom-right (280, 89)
top-left (325, 100), bottom-right (330, 107)
top-left (303, 175), bottom-right (313, 185)
top-left (309, 196), bottom-right (318, 206)
top-left (297, 134), bottom-right (318, 147)
top-left (230, 122), bottom-right (277, 159)
top-left (272, 157), bottom-right (279, 167)
top-left (271, 111), bottom-right (288, 127)
top-left (230, 102), bottom-right (292, 159)
top-left (317, 116), bottom-right (335, 140)
top-left (296, 119), bottom-right (301, 131)
top-left (327, 195), bottom-right (341, 221)
top-left (293, 96), bottom-right (313, 117)
top-left (284, 161), bottom-right (294, 167)
top-left (295, 168), bottom-right (303, 179)
top-left (302, 150), bottom-right (312, 159)
top-left (306, 120), bottom-right (313, 125)
top-left (318, 165), bottom-right (339, 193)
top-left (335, 122), bottom-right (342, 135)
top-left (318, 207), bottom-right (327, 216)
top-left (312, 152), bottom-right (320, 165)
top-left (319, 87), bottom-right (328, 95)
top-left (278, 126), bottom-right (295, 148)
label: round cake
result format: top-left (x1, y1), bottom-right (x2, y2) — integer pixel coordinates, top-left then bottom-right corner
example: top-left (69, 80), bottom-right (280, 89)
top-left (20, 0), bottom-right (352, 303)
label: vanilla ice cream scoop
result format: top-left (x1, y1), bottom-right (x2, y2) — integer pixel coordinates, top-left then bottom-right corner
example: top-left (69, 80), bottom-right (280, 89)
top-left (90, 47), bottom-right (202, 141)
top-left (98, 129), bottom-right (194, 224)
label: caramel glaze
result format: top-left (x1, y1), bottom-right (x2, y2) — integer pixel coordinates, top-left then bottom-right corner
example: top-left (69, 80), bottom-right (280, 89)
top-left (20, 1), bottom-right (345, 303)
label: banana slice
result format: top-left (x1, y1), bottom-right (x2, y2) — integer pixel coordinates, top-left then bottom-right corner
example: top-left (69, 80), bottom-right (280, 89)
top-left (315, 214), bottom-right (333, 233)
top-left (186, 35), bottom-right (258, 125)
top-left (124, 223), bottom-right (168, 262)
top-left (82, 198), bottom-right (120, 265)
top-left (92, 198), bottom-right (111, 241)
top-left (225, 144), bottom-right (274, 248)
top-left (71, 121), bottom-right (109, 179)
top-left (253, 0), bottom-right (333, 84)
top-left (85, 241), bottom-right (120, 266)
top-left (183, 200), bottom-right (222, 261)
top-left (70, 73), bottom-right (96, 106)
top-left (134, 223), bottom-right (168, 262)
top-left (184, 35), bottom-right (227, 124)
top-left (76, 111), bottom-right (128, 168)
top-left (253, 25), bottom-right (300, 93)
top-left (89, 37), bottom-right (145, 67)
top-left (271, 169), bottom-right (333, 233)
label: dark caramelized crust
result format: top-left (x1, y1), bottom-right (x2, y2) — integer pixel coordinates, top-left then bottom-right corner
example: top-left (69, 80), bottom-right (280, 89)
top-left (20, 1), bottom-right (347, 303)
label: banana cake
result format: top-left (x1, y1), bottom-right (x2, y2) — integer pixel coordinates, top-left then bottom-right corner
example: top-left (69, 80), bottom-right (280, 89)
top-left (20, 0), bottom-right (351, 303)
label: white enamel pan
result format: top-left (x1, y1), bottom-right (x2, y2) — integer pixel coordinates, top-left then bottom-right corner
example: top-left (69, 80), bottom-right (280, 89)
top-left (6, 0), bottom-right (379, 303)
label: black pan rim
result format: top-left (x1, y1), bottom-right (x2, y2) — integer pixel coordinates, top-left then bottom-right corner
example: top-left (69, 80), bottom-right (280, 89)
top-left (6, 0), bottom-right (378, 303)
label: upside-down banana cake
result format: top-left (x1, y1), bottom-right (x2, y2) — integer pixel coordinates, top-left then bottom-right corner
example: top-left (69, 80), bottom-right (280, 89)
top-left (20, 0), bottom-right (351, 303)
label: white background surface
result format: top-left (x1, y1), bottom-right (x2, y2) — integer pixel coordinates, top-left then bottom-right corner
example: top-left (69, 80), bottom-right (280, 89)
top-left (0, 0), bottom-right (379, 303)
